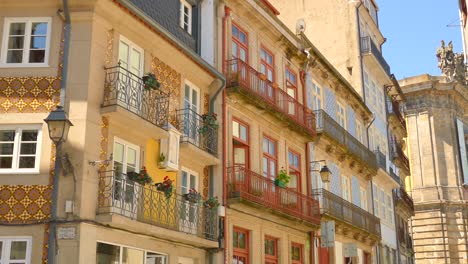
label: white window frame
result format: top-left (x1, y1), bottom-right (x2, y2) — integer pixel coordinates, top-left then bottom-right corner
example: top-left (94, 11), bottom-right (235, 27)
top-left (0, 236), bottom-right (32, 264)
top-left (0, 125), bottom-right (42, 174)
top-left (179, 0), bottom-right (192, 35)
top-left (360, 187), bottom-right (368, 211)
top-left (96, 241), bottom-right (168, 264)
top-left (312, 82), bottom-right (322, 111)
top-left (118, 35), bottom-right (144, 77)
top-left (341, 175), bottom-right (350, 201)
top-left (336, 102), bottom-right (346, 129)
top-left (180, 166), bottom-right (199, 194)
top-left (1, 17), bottom-right (52, 67)
top-left (356, 120), bottom-right (364, 144)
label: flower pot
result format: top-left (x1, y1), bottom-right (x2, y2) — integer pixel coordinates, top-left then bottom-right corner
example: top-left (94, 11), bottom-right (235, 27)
top-left (274, 179), bottom-right (287, 188)
top-left (158, 161), bottom-right (166, 169)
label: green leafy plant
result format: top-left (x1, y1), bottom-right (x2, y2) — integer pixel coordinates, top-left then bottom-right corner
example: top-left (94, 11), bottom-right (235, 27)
top-left (199, 112), bottom-right (219, 134)
top-left (142, 73), bottom-right (161, 91)
top-left (127, 167), bottom-right (153, 185)
top-left (183, 188), bottom-right (202, 203)
top-left (158, 153), bottom-right (166, 168)
top-left (274, 169), bottom-right (290, 188)
top-left (203, 196), bottom-right (220, 209)
top-left (155, 176), bottom-right (173, 199)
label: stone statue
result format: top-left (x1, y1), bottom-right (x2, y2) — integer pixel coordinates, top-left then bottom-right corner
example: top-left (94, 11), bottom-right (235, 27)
top-left (436, 40), bottom-right (466, 83)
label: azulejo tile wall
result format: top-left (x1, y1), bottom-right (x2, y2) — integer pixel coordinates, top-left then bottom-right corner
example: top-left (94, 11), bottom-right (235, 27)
top-left (0, 185), bottom-right (53, 224)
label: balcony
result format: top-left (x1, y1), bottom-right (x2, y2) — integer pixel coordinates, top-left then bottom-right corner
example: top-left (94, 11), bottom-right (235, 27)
top-left (389, 167), bottom-right (401, 184)
top-left (225, 59), bottom-right (316, 138)
top-left (314, 110), bottom-right (377, 171)
top-left (375, 148), bottom-right (387, 171)
top-left (387, 98), bottom-right (407, 133)
top-left (97, 171), bottom-right (218, 242)
top-left (390, 139), bottom-right (410, 172)
top-left (171, 108), bottom-right (218, 159)
top-left (394, 187), bottom-right (414, 213)
top-left (311, 188), bottom-right (381, 238)
top-left (227, 166), bottom-right (321, 226)
top-left (360, 36), bottom-right (391, 78)
top-left (102, 65), bottom-right (170, 137)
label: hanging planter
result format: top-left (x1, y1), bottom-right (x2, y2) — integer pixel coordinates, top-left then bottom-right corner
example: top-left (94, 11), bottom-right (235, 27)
top-left (199, 112), bottom-right (219, 135)
top-left (155, 176), bottom-right (173, 199)
top-left (127, 167), bottom-right (153, 185)
top-left (183, 188), bottom-right (202, 204)
top-left (274, 169), bottom-right (290, 188)
top-left (203, 196), bottom-right (220, 209)
top-left (142, 72), bottom-right (161, 91)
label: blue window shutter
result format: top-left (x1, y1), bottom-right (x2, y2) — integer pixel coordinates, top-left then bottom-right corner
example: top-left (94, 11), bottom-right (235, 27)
top-left (347, 105), bottom-right (356, 137)
top-left (324, 87), bottom-right (337, 121)
top-left (351, 176), bottom-right (360, 206)
top-left (456, 118), bottom-right (468, 185)
top-left (329, 162), bottom-right (341, 196)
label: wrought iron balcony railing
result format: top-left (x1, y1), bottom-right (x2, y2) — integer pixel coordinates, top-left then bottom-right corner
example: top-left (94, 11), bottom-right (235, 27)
top-left (225, 59), bottom-right (316, 138)
top-left (394, 187), bottom-right (414, 212)
top-left (390, 139), bottom-right (410, 172)
top-left (387, 98), bottom-right (406, 131)
top-left (375, 148), bottom-right (387, 171)
top-left (389, 167), bottom-right (401, 184)
top-left (227, 166), bottom-right (321, 225)
top-left (360, 36), bottom-right (391, 77)
top-left (314, 109), bottom-right (377, 170)
top-left (311, 188), bottom-right (381, 238)
top-left (97, 171), bottom-right (218, 241)
top-left (103, 65), bottom-right (170, 128)
top-left (170, 108), bottom-right (218, 156)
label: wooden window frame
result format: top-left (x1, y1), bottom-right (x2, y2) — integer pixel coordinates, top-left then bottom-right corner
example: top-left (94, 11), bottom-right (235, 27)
top-left (291, 242), bottom-right (304, 264)
top-left (260, 45), bottom-right (275, 82)
top-left (231, 22), bottom-right (249, 61)
top-left (262, 135), bottom-right (277, 180)
top-left (264, 236), bottom-right (278, 264)
top-left (233, 227), bottom-right (249, 264)
top-left (232, 118), bottom-right (250, 168)
top-left (288, 149), bottom-right (302, 192)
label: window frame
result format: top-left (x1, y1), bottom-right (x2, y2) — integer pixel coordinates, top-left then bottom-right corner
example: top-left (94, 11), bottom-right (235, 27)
top-left (0, 125), bottom-right (42, 174)
top-left (1, 17), bottom-right (52, 67)
top-left (180, 166), bottom-right (199, 195)
top-left (179, 0), bottom-right (192, 34)
top-left (312, 82), bottom-right (322, 111)
top-left (96, 241), bottom-right (168, 264)
top-left (118, 35), bottom-right (144, 77)
top-left (232, 118), bottom-right (250, 168)
top-left (336, 102), bottom-right (347, 129)
top-left (288, 149), bottom-right (301, 192)
top-left (260, 46), bottom-right (275, 82)
top-left (341, 175), bottom-right (351, 201)
top-left (231, 22), bottom-right (249, 62)
top-left (262, 135), bottom-right (277, 180)
top-left (233, 227), bottom-right (250, 264)
top-left (291, 242), bottom-right (304, 264)
top-left (0, 236), bottom-right (32, 264)
top-left (264, 236), bottom-right (279, 264)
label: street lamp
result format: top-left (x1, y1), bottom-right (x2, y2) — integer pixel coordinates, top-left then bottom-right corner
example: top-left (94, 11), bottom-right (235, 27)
top-left (310, 160), bottom-right (331, 183)
top-left (44, 105), bottom-right (72, 264)
top-left (44, 106), bottom-right (73, 144)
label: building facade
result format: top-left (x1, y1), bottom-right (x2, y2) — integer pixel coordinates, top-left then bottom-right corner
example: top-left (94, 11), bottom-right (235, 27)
top-left (399, 74), bottom-right (468, 264)
top-left (0, 0), bottom-right (224, 263)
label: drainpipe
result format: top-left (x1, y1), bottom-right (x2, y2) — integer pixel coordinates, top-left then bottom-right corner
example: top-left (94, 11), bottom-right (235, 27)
top-left (48, 1), bottom-right (71, 264)
top-left (355, 2), bottom-right (365, 104)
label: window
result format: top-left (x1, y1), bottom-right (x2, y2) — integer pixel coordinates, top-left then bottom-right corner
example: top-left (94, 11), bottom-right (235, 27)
top-left (337, 102), bottom-right (346, 129)
top-left (360, 187), bottom-right (368, 211)
top-left (233, 227), bottom-right (249, 264)
top-left (233, 119), bottom-right (249, 168)
top-left (0, 126), bottom-right (41, 173)
top-left (118, 36), bottom-right (143, 77)
top-left (291, 243), bottom-right (303, 264)
top-left (286, 68), bottom-right (298, 116)
top-left (356, 120), bottom-right (364, 144)
top-left (0, 237), bottom-right (32, 264)
top-left (96, 242), bottom-right (167, 264)
top-left (232, 23), bottom-right (248, 62)
top-left (264, 236), bottom-right (278, 264)
top-left (1, 18), bottom-right (51, 66)
top-left (386, 194), bottom-right (394, 225)
top-left (312, 83), bottom-right (322, 110)
top-left (260, 47), bottom-right (274, 82)
top-left (183, 81), bottom-right (200, 143)
top-left (341, 175), bottom-right (350, 201)
top-left (180, 167), bottom-right (199, 234)
top-left (380, 189), bottom-right (386, 221)
top-left (288, 150), bottom-right (301, 191)
top-left (373, 184), bottom-right (379, 217)
top-left (262, 136), bottom-right (277, 180)
top-left (179, 0), bottom-right (192, 34)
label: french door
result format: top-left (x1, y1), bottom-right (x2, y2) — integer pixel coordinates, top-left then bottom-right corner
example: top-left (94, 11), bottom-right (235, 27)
top-left (112, 138), bottom-right (140, 218)
top-left (183, 82), bottom-right (200, 144)
top-left (180, 168), bottom-right (199, 235)
top-left (118, 36), bottom-right (144, 113)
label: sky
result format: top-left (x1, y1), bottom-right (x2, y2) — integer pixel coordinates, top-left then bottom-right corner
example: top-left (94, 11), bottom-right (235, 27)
top-left (378, 0), bottom-right (463, 79)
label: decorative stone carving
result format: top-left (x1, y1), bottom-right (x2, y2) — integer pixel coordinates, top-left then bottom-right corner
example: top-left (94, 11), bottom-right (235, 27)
top-left (436, 40), bottom-right (466, 83)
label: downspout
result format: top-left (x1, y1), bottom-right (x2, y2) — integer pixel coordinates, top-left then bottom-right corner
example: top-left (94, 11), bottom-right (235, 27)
top-left (48, 1), bottom-right (71, 264)
top-left (356, 2), bottom-right (365, 105)
top-left (393, 189), bottom-right (402, 264)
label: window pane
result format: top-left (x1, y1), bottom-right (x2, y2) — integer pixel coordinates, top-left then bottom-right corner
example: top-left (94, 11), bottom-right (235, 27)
top-left (0, 157), bottom-right (13, 168)
top-left (190, 174), bottom-right (196, 189)
top-left (29, 50), bottom-right (45, 63)
top-left (0, 143), bottom-right (14, 155)
top-left (122, 247), bottom-right (144, 264)
top-left (233, 231), bottom-right (238, 247)
top-left (232, 121), bottom-right (239, 138)
top-left (232, 26), bottom-right (238, 38)
top-left (238, 233), bottom-right (245, 249)
top-left (19, 157), bottom-right (35, 168)
top-left (96, 243), bottom-right (120, 264)
top-left (239, 32), bottom-right (246, 44)
top-left (0, 130), bottom-right (15, 141)
top-left (10, 241), bottom-right (27, 260)
top-left (22, 130), bottom-right (38, 141)
top-left (8, 36), bottom-right (24, 49)
top-left (31, 22), bottom-right (48, 35)
top-left (234, 148), bottom-right (246, 165)
top-left (240, 125), bottom-right (247, 141)
top-left (263, 138), bottom-right (268, 153)
top-left (30, 36), bottom-right (46, 49)
top-left (146, 252), bottom-right (167, 264)
top-left (114, 143), bottom-right (124, 163)
top-left (7, 50), bottom-right (23, 63)
top-left (127, 148), bottom-right (137, 167)
top-left (9, 23), bottom-right (25, 35)
top-left (118, 41), bottom-right (129, 65)
top-left (20, 143), bottom-right (36, 154)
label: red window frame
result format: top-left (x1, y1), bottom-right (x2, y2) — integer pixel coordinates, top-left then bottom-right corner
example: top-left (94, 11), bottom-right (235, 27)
top-left (232, 118), bottom-right (250, 168)
top-left (262, 135), bottom-right (277, 180)
top-left (264, 236), bottom-right (278, 264)
top-left (291, 243), bottom-right (303, 264)
top-left (260, 46), bottom-right (275, 82)
top-left (285, 67), bottom-right (298, 98)
top-left (232, 23), bottom-right (248, 62)
top-left (233, 227), bottom-right (249, 264)
top-left (288, 149), bottom-right (301, 192)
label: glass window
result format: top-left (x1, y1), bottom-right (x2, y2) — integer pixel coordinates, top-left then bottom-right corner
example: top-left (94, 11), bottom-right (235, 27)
top-left (0, 237), bottom-right (31, 264)
top-left (312, 83), bottom-right (322, 111)
top-left (179, 0), bottom-right (192, 34)
top-left (0, 126), bottom-right (41, 173)
top-left (262, 136), bottom-right (277, 180)
top-left (233, 228), bottom-right (249, 264)
top-left (337, 103), bottom-right (346, 129)
top-left (265, 237), bottom-right (278, 264)
top-left (291, 243), bottom-right (303, 264)
top-left (97, 242), bottom-right (167, 264)
top-left (2, 18), bottom-right (51, 65)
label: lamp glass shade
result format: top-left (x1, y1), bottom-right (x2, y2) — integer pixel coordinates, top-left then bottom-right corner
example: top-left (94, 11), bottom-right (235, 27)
top-left (44, 106), bottom-right (73, 144)
top-left (319, 165), bottom-right (331, 183)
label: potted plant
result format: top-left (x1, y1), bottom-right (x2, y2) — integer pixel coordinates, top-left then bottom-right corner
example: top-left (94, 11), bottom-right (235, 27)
top-left (203, 196), bottom-right (220, 209)
top-left (183, 188), bottom-right (201, 203)
top-left (158, 153), bottom-right (166, 169)
top-left (155, 176), bottom-right (173, 199)
top-left (127, 166), bottom-right (153, 185)
top-left (199, 112), bottom-right (219, 135)
top-left (142, 72), bottom-right (161, 91)
top-left (274, 169), bottom-right (290, 188)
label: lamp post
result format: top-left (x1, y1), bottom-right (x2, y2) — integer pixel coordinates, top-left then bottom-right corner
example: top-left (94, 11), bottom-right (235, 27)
top-left (44, 105), bottom-right (73, 264)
